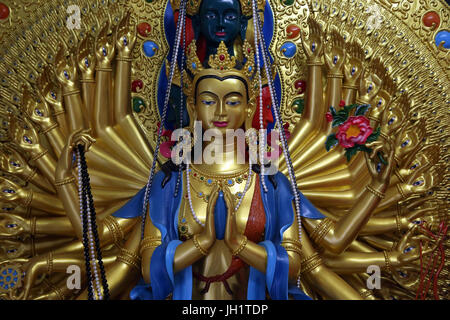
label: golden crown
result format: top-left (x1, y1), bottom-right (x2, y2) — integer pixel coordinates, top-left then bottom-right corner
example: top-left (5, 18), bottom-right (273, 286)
top-left (170, 0), bottom-right (265, 16)
top-left (183, 40), bottom-right (256, 100)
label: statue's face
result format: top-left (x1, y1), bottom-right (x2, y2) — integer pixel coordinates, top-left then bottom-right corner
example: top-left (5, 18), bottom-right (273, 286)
top-left (195, 75), bottom-right (248, 134)
top-left (198, 0), bottom-right (242, 46)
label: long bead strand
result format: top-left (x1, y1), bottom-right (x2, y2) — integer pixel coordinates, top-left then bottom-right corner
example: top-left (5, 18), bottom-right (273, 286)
top-left (141, 0), bottom-right (187, 238)
top-left (251, 0), bottom-right (268, 193)
top-left (254, 12), bottom-right (303, 287)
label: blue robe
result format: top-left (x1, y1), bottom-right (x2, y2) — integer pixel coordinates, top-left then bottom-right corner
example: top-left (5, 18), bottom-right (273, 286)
top-left (113, 170), bottom-right (324, 300)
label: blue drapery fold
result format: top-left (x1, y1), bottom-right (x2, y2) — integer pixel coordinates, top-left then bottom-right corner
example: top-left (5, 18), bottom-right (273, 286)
top-left (114, 171), bottom-right (324, 300)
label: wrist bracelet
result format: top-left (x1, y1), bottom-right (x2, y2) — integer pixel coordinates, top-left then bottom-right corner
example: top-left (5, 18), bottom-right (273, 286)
top-left (231, 236), bottom-right (248, 256)
top-left (47, 252), bottom-right (54, 275)
top-left (366, 185), bottom-right (385, 199)
top-left (55, 176), bottom-right (76, 186)
top-left (383, 250), bottom-right (393, 273)
top-left (395, 213), bottom-right (402, 233)
top-left (193, 234), bottom-right (208, 256)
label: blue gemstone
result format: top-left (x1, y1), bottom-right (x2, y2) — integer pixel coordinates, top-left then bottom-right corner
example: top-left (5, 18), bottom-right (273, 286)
top-left (6, 276), bottom-right (11, 282)
top-left (143, 41), bottom-right (159, 58)
top-left (63, 70), bottom-right (69, 80)
top-left (248, 66), bottom-right (252, 72)
top-left (102, 47), bottom-right (107, 56)
top-left (10, 283), bottom-right (15, 288)
top-left (0, 276), bottom-right (3, 280)
top-left (280, 42), bottom-right (297, 58)
top-left (227, 179), bottom-right (233, 185)
top-left (181, 218), bottom-right (186, 223)
top-left (123, 36), bottom-right (128, 46)
top-left (192, 62), bottom-right (197, 69)
top-left (1, 270), bottom-right (5, 275)
top-left (333, 55), bottom-right (338, 64)
top-left (435, 30), bottom-right (450, 49)
top-left (12, 271), bottom-right (17, 276)
top-left (84, 58), bottom-right (89, 67)
top-left (351, 67), bottom-right (356, 75)
top-left (4, 284), bottom-right (8, 289)
top-left (207, 179), bottom-right (212, 184)
top-left (199, 192), bottom-right (203, 196)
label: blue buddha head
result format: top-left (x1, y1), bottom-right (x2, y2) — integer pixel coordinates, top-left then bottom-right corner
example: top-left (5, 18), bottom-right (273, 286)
top-left (192, 0), bottom-right (248, 48)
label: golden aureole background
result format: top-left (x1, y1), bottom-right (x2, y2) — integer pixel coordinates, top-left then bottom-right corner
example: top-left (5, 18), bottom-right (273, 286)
top-left (0, 0), bottom-right (448, 300)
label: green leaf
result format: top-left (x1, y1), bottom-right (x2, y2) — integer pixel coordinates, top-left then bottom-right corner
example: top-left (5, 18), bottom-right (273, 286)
top-left (344, 104), bottom-right (358, 113)
top-left (355, 104), bottom-right (370, 116)
top-left (332, 115), bottom-right (347, 127)
top-left (325, 134), bottom-right (338, 151)
top-left (366, 127), bottom-right (381, 143)
top-left (344, 146), bottom-right (358, 161)
top-left (355, 144), bottom-right (372, 153)
top-left (329, 106), bottom-right (337, 117)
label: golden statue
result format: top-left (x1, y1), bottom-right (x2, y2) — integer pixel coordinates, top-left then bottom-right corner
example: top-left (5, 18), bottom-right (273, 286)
top-left (0, 0), bottom-right (447, 300)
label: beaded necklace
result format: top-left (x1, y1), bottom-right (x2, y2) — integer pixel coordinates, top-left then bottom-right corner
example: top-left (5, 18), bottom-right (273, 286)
top-left (184, 163), bottom-right (253, 228)
top-left (76, 145), bottom-right (110, 300)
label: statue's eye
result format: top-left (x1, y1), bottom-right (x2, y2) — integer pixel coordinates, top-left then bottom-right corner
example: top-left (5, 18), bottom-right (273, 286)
top-left (225, 14), bottom-right (237, 20)
top-left (201, 100), bottom-right (215, 106)
top-left (226, 100), bottom-right (241, 106)
top-left (205, 13), bottom-right (216, 20)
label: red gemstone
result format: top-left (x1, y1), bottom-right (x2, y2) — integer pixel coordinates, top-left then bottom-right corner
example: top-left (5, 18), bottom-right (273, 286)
top-left (220, 66), bottom-right (223, 70)
top-left (294, 79), bottom-right (307, 94)
top-left (137, 22), bottom-right (151, 37)
top-left (422, 11), bottom-right (440, 29)
top-left (131, 79), bottom-right (144, 93)
top-left (286, 24), bottom-right (300, 39)
top-left (193, 173), bottom-right (197, 177)
top-left (247, 48), bottom-right (251, 53)
top-left (219, 54), bottom-right (225, 61)
top-left (0, 3), bottom-right (9, 20)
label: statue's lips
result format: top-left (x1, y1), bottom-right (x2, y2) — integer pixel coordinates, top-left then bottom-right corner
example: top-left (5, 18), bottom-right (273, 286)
top-left (213, 121), bottom-right (228, 127)
top-left (215, 32), bottom-right (226, 37)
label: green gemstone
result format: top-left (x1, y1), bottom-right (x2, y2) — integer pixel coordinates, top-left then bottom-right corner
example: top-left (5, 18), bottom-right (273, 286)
top-left (292, 99), bottom-right (304, 114)
top-left (283, 0), bottom-right (294, 5)
top-left (200, 177), bottom-right (204, 180)
top-left (132, 97), bottom-right (146, 113)
top-left (180, 226), bottom-right (187, 232)
top-left (145, 0), bottom-right (153, 3)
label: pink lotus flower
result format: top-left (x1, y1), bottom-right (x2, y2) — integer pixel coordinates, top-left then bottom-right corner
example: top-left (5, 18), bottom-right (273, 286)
top-left (339, 100), bottom-right (346, 107)
top-left (155, 122), bottom-right (175, 158)
top-left (336, 116), bottom-right (373, 148)
top-left (325, 112), bottom-right (333, 122)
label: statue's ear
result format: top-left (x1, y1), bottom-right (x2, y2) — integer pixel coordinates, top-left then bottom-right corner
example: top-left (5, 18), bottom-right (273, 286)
top-left (192, 15), bottom-right (201, 40)
top-left (240, 16), bottom-right (248, 41)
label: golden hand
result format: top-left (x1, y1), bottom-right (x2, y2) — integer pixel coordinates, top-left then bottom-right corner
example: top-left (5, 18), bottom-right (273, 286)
top-left (55, 45), bottom-right (79, 89)
top-left (0, 146), bottom-right (29, 178)
top-left (391, 225), bottom-right (439, 267)
top-left (376, 94), bottom-right (409, 137)
top-left (36, 66), bottom-right (64, 115)
top-left (197, 184), bottom-right (220, 249)
top-left (0, 213), bottom-right (30, 237)
top-left (11, 257), bottom-right (45, 300)
top-left (402, 203), bottom-right (437, 229)
top-left (115, 12), bottom-right (137, 59)
top-left (394, 119), bottom-right (426, 166)
top-left (22, 85), bottom-right (57, 132)
top-left (77, 35), bottom-right (96, 80)
top-left (95, 22), bottom-right (116, 68)
top-left (0, 176), bottom-right (29, 207)
top-left (324, 30), bottom-right (346, 74)
top-left (343, 42), bottom-right (364, 86)
top-left (223, 186), bottom-right (242, 252)
top-left (9, 117), bottom-right (44, 156)
top-left (365, 134), bottom-right (395, 186)
top-left (300, 17), bottom-right (324, 64)
top-left (0, 239), bottom-right (29, 260)
top-left (398, 164), bottom-right (444, 198)
top-left (397, 145), bottom-right (440, 183)
top-left (56, 129), bottom-right (96, 179)
top-left (357, 69), bottom-right (382, 104)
